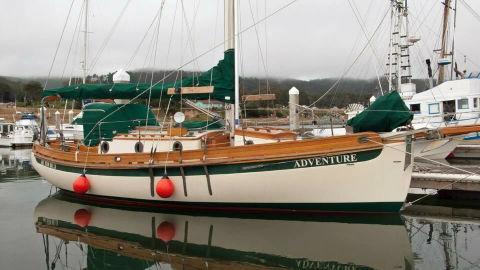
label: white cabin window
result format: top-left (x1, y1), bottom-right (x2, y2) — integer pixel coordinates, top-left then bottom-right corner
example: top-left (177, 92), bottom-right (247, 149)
top-left (410, 104), bottom-right (421, 114)
top-left (428, 103), bottom-right (440, 114)
top-left (474, 98), bottom-right (479, 109)
top-left (458, 99), bottom-right (469, 110)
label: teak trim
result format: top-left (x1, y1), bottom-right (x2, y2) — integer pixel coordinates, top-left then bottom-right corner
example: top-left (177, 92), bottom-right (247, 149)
top-left (33, 132), bottom-right (384, 170)
top-left (167, 86), bottom-right (214, 95)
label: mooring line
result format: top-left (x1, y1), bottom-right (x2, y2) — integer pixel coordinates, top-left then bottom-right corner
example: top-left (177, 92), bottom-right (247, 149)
top-left (367, 138), bottom-right (480, 207)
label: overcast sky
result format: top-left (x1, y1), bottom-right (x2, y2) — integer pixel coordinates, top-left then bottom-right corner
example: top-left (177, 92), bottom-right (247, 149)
top-left (1, 0), bottom-right (480, 81)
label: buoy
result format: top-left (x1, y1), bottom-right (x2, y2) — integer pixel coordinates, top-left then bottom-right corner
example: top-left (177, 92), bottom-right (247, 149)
top-left (156, 175), bottom-right (174, 198)
top-left (73, 174), bottom-right (90, 194)
top-left (74, 209), bottom-right (91, 228)
top-left (156, 221), bottom-right (175, 242)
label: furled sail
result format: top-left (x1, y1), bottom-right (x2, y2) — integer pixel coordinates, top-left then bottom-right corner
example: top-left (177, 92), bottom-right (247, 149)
top-left (42, 50), bottom-right (234, 103)
top-left (347, 91), bottom-right (413, 133)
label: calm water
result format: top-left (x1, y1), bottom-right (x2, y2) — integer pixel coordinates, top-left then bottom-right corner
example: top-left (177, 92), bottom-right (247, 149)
top-left (1, 149), bottom-right (480, 270)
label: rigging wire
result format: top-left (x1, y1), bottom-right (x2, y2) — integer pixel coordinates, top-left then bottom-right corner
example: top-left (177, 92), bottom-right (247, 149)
top-left (146, 0), bottom-right (166, 127)
top-left (125, 4), bottom-right (164, 70)
top-left (80, 0), bottom-right (302, 143)
top-left (458, 0), bottom-right (480, 24)
top-left (347, 0), bottom-right (385, 94)
top-left (247, 0), bottom-right (269, 92)
top-left (89, 0), bottom-right (132, 75)
top-left (61, 2), bottom-right (85, 83)
top-left (43, 0), bottom-right (75, 90)
top-left (306, 5), bottom-right (390, 109)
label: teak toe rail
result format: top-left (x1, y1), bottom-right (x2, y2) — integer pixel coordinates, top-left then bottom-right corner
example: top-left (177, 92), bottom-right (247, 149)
top-left (33, 132), bottom-right (383, 169)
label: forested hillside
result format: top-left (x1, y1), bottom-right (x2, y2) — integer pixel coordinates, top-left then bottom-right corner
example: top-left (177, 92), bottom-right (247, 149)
top-left (1, 71), bottom-right (432, 109)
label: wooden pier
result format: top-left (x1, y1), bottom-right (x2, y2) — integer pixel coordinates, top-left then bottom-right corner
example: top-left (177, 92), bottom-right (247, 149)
top-left (411, 161), bottom-right (480, 194)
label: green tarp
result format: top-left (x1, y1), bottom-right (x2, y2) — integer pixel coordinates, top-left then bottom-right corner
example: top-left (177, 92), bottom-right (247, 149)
top-left (43, 50), bottom-right (234, 103)
top-left (82, 103), bottom-right (157, 146)
top-left (182, 120), bottom-right (224, 130)
top-left (347, 91), bottom-right (413, 133)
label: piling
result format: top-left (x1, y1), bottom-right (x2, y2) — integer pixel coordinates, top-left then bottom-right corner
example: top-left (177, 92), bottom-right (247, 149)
top-left (289, 87), bottom-right (299, 131)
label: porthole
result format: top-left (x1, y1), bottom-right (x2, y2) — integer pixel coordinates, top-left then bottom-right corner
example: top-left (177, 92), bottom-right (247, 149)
top-left (100, 141), bottom-right (110, 154)
top-left (114, 156), bottom-right (121, 162)
top-left (245, 140), bottom-right (254, 145)
top-left (173, 141), bottom-right (183, 151)
top-left (134, 141), bottom-right (144, 153)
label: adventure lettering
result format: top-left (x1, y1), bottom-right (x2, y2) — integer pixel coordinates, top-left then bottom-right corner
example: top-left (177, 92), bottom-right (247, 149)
top-left (294, 154), bottom-right (357, 168)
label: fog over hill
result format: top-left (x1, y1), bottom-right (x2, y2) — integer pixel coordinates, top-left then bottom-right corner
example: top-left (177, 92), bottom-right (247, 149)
top-left (1, 72), bottom-right (432, 108)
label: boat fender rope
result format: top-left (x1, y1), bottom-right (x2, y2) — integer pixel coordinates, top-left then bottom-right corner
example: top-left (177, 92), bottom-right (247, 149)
top-left (179, 167), bottom-right (187, 197)
top-left (204, 165), bottom-right (213, 196)
top-left (148, 167), bottom-right (155, 197)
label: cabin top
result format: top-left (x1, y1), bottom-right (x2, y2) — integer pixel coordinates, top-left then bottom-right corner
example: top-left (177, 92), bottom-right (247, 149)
top-left (406, 78), bottom-right (480, 104)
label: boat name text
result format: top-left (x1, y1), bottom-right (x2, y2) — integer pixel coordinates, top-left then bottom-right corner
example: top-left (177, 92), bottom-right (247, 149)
top-left (294, 154), bottom-right (357, 168)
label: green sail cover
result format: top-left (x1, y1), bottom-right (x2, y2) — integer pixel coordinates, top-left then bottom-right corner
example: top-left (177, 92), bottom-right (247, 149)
top-left (43, 50), bottom-right (234, 103)
top-left (346, 91), bottom-right (413, 133)
top-left (82, 103), bottom-right (157, 146)
top-left (182, 120), bottom-right (224, 130)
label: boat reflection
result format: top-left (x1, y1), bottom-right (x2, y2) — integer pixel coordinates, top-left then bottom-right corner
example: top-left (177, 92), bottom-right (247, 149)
top-left (0, 148), bottom-right (38, 181)
top-left (403, 202), bottom-right (480, 270)
top-left (34, 194), bottom-right (413, 270)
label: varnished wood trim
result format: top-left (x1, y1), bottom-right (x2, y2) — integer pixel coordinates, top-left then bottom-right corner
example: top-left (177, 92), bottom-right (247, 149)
top-left (167, 86), bottom-right (214, 95)
top-left (33, 132), bottom-right (384, 170)
top-left (36, 224), bottom-right (279, 270)
top-left (235, 128), bottom-right (297, 140)
top-left (439, 125), bottom-right (480, 137)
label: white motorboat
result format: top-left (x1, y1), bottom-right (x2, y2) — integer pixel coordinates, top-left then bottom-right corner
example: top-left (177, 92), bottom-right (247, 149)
top-left (0, 113), bottom-right (39, 148)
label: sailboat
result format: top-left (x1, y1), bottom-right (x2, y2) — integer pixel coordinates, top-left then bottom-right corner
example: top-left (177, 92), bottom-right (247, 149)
top-left (397, 0), bottom-right (480, 158)
top-left (32, 0), bottom-right (417, 213)
top-left (34, 195), bottom-right (414, 269)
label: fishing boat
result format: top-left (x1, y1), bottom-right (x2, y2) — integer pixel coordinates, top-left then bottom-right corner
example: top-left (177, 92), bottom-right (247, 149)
top-left (31, 0), bottom-right (418, 213)
top-left (315, 0), bottom-right (478, 161)
top-left (34, 195), bottom-right (414, 269)
top-left (397, 0), bottom-right (480, 159)
top-left (0, 113), bottom-right (39, 148)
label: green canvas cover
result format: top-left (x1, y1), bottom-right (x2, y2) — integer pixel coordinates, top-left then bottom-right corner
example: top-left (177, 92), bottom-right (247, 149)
top-left (43, 50), bottom-right (234, 103)
top-left (346, 91), bottom-right (413, 133)
top-left (82, 103), bottom-right (157, 146)
top-left (182, 120), bottom-right (224, 130)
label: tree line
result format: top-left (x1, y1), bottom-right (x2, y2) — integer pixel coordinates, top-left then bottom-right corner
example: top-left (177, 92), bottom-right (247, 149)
top-left (0, 71), bottom-right (432, 109)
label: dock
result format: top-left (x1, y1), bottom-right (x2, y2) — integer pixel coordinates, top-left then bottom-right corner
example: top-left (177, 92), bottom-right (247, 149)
top-left (411, 161), bottom-right (480, 194)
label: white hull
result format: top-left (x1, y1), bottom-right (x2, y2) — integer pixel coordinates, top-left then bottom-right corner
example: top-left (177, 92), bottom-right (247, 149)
top-left (313, 128), bottom-right (456, 160)
top-left (35, 196), bottom-right (413, 270)
top-left (0, 136), bottom-right (34, 147)
top-left (453, 144), bottom-right (480, 159)
top-left (32, 141), bottom-right (412, 212)
top-left (412, 138), bottom-right (458, 160)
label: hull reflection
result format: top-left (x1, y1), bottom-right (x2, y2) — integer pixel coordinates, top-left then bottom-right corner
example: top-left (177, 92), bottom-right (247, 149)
top-left (34, 194), bottom-right (413, 270)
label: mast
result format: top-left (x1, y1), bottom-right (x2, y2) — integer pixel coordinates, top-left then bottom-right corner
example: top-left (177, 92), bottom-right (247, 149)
top-left (82, 0), bottom-right (88, 84)
top-left (438, 0), bottom-right (451, 84)
top-left (388, 3), bottom-right (394, 92)
top-left (450, 0), bottom-right (458, 80)
top-left (395, 2), bottom-right (402, 92)
top-left (387, 0), bottom-right (416, 98)
top-left (234, 1), bottom-right (239, 127)
top-left (224, 0), bottom-right (238, 142)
